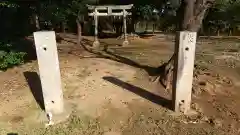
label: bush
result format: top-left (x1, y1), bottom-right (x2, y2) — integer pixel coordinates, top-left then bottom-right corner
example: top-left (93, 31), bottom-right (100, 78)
top-left (0, 42), bottom-right (26, 70)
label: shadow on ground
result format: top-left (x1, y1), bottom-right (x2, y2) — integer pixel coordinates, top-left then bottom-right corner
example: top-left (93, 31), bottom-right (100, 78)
top-left (98, 32), bottom-right (119, 39)
top-left (7, 133), bottom-right (18, 135)
top-left (80, 38), bottom-right (169, 88)
top-left (103, 76), bottom-right (172, 109)
top-left (63, 36), bottom-right (122, 47)
top-left (23, 72), bottom-right (45, 110)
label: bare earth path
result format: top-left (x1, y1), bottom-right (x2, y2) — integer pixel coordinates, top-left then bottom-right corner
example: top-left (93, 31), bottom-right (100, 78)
top-left (0, 34), bottom-right (240, 135)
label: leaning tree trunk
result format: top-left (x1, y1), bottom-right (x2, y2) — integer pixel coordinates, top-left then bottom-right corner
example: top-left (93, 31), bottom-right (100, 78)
top-left (158, 0), bottom-right (215, 90)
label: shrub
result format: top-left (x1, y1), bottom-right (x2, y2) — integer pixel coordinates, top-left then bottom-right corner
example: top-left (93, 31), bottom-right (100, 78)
top-left (0, 42), bottom-right (26, 70)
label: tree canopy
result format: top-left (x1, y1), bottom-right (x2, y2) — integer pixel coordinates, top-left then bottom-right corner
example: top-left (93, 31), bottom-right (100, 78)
top-left (1, 0), bottom-right (240, 36)
top-left (1, 0), bottom-right (240, 69)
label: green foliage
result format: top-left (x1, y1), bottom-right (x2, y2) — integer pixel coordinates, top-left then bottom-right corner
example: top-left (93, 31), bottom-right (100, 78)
top-left (203, 0), bottom-right (240, 35)
top-left (136, 5), bottom-right (155, 21)
top-left (2, 0), bottom-right (240, 38)
top-left (135, 4), bottom-right (161, 30)
top-left (41, 3), bottom-right (67, 22)
top-left (0, 1), bottom-right (18, 8)
top-left (66, 0), bottom-right (97, 22)
top-left (0, 42), bottom-right (26, 70)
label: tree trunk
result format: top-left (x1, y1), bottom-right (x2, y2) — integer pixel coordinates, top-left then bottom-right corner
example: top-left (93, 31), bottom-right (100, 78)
top-left (34, 14), bottom-right (40, 31)
top-left (145, 21), bottom-right (148, 32)
top-left (217, 29), bottom-right (220, 36)
top-left (61, 22), bottom-right (66, 33)
top-left (228, 28), bottom-right (232, 36)
top-left (76, 19), bottom-right (82, 46)
top-left (33, 1), bottom-right (41, 31)
top-left (152, 23), bottom-right (155, 34)
top-left (130, 8), bottom-right (136, 33)
top-left (156, 0), bottom-right (215, 90)
top-left (200, 27), bottom-right (204, 35)
top-left (130, 18), bottom-right (135, 33)
top-left (208, 27), bottom-right (211, 36)
top-left (134, 22), bottom-right (138, 32)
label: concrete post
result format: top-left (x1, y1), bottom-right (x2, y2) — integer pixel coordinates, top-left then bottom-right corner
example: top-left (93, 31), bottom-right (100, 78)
top-left (122, 9), bottom-right (129, 46)
top-left (172, 31), bottom-right (197, 114)
top-left (33, 31), bottom-right (64, 115)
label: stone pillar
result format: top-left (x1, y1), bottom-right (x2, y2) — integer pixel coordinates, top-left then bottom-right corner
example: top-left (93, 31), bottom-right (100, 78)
top-left (93, 9), bottom-right (100, 48)
top-left (33, 31), bottom-right (64, 115)
top-left (122, 9), bottom-right (129, 46)
top-left (172, 31), bottom-right (197, 114)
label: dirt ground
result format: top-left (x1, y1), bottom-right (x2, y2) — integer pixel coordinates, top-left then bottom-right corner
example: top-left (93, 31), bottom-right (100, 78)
top-left (1, 33), bottom-right (240, 135)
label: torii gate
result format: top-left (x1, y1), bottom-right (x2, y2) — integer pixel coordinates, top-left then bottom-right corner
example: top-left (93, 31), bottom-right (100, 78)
top-left (87, 4), bottom-right (133, 47)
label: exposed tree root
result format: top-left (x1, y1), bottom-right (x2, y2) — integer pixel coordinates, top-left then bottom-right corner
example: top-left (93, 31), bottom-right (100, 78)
top-left (150, 53), bottom-right (176, 90)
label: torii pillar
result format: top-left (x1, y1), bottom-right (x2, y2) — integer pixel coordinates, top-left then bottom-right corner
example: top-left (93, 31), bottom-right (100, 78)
top-left (122, 9), bottom-right (129, 46)
top-left (93, 9), bottom-right (100, 48)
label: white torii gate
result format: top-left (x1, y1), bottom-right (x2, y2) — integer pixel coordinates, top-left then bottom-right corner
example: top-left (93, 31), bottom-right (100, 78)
top-left (87, 4), bottom-right (133, 47)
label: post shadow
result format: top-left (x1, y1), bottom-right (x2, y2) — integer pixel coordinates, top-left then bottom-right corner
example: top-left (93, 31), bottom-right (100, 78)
top-left (7, 133), bottom-right (18, 135)
top-left (23, 72), bottom-right (45, 110)
top-left (103, 76), bottom-right (172, 110)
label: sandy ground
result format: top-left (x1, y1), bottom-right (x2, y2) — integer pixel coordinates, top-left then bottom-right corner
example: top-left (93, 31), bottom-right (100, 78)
top-left (0, 34), bottom-right (240, 135)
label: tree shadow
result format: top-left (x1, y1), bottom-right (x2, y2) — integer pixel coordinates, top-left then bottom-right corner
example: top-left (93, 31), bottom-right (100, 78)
top-left (23, 72), bottom-right (45, 110)
top-left (80, 38), bottom-right (122, 48)
top-left (98, 32), bottom-right (119, 39)
top-left (104, 48), bottom-right (167, 77)
top-left (80, 38), bottom-right (168, 88)
top-left (103, 76), bottom-right (172, 109)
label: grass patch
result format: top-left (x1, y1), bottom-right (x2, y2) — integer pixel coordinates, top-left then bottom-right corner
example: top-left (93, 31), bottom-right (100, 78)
top-left (11, 115), bottom-right (104, 135)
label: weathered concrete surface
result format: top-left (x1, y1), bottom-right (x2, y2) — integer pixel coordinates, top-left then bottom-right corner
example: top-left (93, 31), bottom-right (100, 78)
top-left (33, 31), bottom-right (64, 115)
top-left (172, 31), bottom-right (197, 114)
